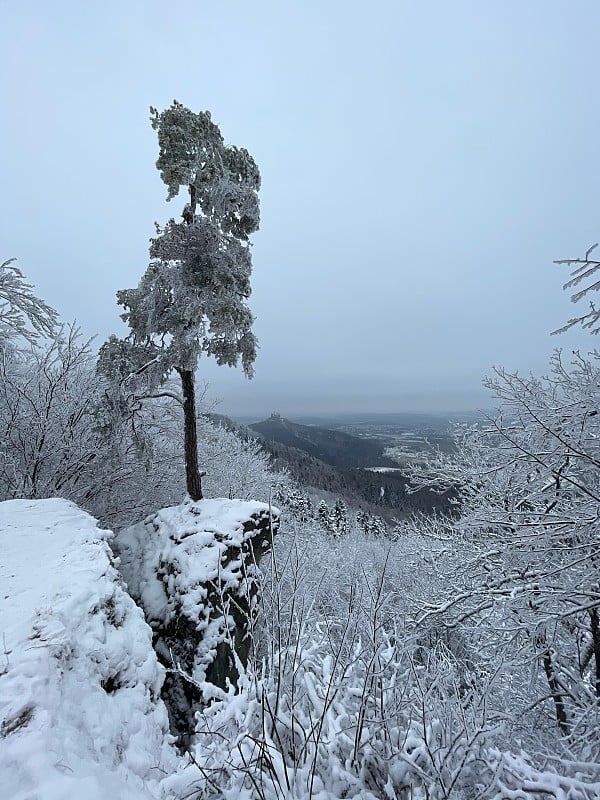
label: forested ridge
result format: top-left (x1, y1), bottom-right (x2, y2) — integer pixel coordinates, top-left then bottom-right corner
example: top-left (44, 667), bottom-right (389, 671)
top-left (210, 411), bottom-right (453, 519)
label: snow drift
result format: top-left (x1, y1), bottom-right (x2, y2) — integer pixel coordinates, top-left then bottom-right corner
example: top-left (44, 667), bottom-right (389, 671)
top-left (0, 498), bottom-right (178, 800)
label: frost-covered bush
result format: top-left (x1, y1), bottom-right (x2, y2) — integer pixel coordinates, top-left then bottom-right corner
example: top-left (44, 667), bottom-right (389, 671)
top-left (155, 498), bottom-right (600, 799)
top-left (198, 417), bottom-right (286, 504)
top-left (175, 638), bottom-right (502, 800)
top-left (0, 325), bottom-right (108, 504)
top-left (404, 350), bottom-right (600, 758)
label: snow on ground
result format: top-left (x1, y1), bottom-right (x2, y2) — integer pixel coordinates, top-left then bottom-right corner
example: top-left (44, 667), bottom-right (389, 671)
top-left (0, 499), bottom-right (180, 800)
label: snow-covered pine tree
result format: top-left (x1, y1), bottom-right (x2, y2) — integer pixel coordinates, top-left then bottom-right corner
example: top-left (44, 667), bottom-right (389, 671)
top-left (355, 509), bottom-right (387, 537)
top-left (317, 499), bottom-right (333, 532)
top-left (98, 103), bottom-right (260, 500)
top-left (356, 509), bottom-right (369, 534)
top-left (283, 488), bottom-right (313, 520)
top-left (332, 498), bottom-right (349, 536)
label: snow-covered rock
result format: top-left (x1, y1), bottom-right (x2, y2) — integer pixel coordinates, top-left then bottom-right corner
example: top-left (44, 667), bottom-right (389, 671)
top-left (118, 498), bottom-right (279, 743)
top-left (0, 498), bottom-right (179, 800)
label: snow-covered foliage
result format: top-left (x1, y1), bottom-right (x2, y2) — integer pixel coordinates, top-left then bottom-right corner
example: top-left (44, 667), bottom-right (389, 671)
top-left (275, 484), bottom-right (389, 541)
top-left (101, 101), bottom-right (260, 381)
top-left (554, 242), bottom-right (600, 334)
top-left (0, 324), bottom-right (168, 528)
top-left (99, 102), bottom-right (261, 500)
top-left (170, 641), bottom-right (498, 800)
top-left (0, 499), bottom-right (178, 799)
top-left (152, 516), bottom-right (600, 799)
top-left (183, 664), bottom-right (600, 798)
top-left (151, 102), bottom-right (260, 240)
top-left (0, 258), bottom-right (57, 345)
top-left (0, 325), bottom-right (106, 504)
top-left (197, 417), bottom-right (283, 503)
top-left (405, 349), bottom-right (600, 753)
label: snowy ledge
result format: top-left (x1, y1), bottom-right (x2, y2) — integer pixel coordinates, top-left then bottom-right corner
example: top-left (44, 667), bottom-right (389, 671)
top-left (117, 498), bottom-right (280, 742)
top-left (118, 498), bottom-right (280, 627)
top-left (0, 499), bottom-right (178, 800)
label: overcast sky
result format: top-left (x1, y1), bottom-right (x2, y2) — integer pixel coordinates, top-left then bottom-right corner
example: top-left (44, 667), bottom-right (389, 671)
top-left (2, 1), bottom-right (598, 418)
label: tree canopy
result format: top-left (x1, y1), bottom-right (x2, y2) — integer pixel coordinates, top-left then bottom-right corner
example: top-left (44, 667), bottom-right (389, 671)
top-left (99, 102), bottom-right (261, 499)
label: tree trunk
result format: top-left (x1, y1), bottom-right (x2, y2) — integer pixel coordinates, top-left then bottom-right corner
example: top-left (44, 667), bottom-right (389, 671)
top-left (590, 607), bottom-right (600, 697)
top-left (179, 368), bottom-right (202, 501)
top-left (542, 650), bottom-right (569, 736)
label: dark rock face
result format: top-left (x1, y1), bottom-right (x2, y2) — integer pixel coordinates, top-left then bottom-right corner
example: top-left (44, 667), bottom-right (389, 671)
top-left (117, 499), bottom-right (279, 749)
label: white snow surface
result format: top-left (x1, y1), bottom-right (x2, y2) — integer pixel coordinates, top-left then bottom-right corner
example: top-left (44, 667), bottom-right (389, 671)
top-left (0, 499), bottom-right (179, 800)
top-left (118, 498), bottom-right (278, 626)
top-left (118, 498), bottom-right (278, 692)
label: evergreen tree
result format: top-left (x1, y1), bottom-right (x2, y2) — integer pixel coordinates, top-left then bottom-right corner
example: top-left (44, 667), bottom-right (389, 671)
top-left (332, 498), bottom-right (348, 536)
top-left (356, 509), bottom-right (369, 535)
top-left (317, 499), bottom-right (333, 532)
top-left (284, 489), bottom-right (313, 521)
top-left (369, 513), bottom-right (388, 538)
top-left (355, 509), bottom-right (387, 537)
top-left (99, 103), bottom-right (260, 500)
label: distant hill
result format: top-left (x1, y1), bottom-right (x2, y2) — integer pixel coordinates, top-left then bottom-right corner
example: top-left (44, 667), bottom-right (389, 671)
top-left (248, 413), bottom-right (397, 469)
top-left (208, 412), bottom-right (454, 520)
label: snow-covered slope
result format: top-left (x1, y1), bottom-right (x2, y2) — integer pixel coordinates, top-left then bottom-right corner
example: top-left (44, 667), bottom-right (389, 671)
top-left (0, 499), bottom-right (178, 800)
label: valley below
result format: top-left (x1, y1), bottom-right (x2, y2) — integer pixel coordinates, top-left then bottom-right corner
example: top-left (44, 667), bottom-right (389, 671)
top-left (227, 410), bottom-right (478, 519)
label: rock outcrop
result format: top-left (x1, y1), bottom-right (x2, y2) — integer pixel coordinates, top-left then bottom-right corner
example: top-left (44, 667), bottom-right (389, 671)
top-left (117, 498), bottom-right (279, 746)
